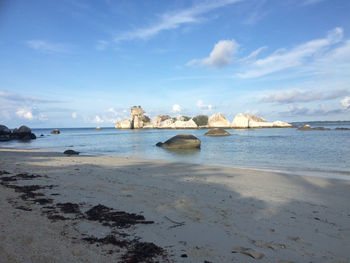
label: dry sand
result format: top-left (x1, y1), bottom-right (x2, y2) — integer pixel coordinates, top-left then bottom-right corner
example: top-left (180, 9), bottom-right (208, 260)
top-left (0, 148), bottom-right (349, 263)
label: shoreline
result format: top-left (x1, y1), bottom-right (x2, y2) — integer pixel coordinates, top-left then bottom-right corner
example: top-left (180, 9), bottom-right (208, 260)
top-left (2, 146), bottom-right (350, 180)
top-left (1, 148), bottom-right (350, 262)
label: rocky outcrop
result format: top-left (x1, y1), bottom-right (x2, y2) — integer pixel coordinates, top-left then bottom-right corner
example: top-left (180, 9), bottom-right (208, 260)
top-left (208, 113), bottom-right (230, 128)
top-left (170, 119), bottom-right (198, 129)
top-left (51, 129), bottom-right (60, 134)
top-left (272, 121), bottom-right (293, 128)
top-left (231, 113), bottom-right (250, 128)
top-left (143, 119), bottom-right (154, 129)
top-left (115, 106), bottom-right (151, 129)
top-left (156, 134), bottom-right (201, 149)
top-left (1, 125), bottom-right (36, 141)
top-left (153, 115), bottom-right (173, 128)
top-left (0, 125), bottom-right (11, 141)
top-left (335, 127), bottom-right (350, 130)
top-left (232, 113), bottom-right (292, 128)
top-left (298, 125), bottom-right (330, 130)
top-left (115, 119), bottom-right (132, 129)
top-left (205, 128), bottom-right (231, 136)
top-left (11, 126), bottom-right (36, 140)
top-left (130, 106), bottom-right (146, 129)
top-left (114, 106), bottom-right (292, 129)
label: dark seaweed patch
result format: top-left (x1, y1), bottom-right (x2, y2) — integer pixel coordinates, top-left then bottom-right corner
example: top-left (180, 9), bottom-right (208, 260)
top-left (47, 214), bottom-right (69, 221)
top-left (85, 204), bottom-right (154, 228)
top-left (83, 234), bottom-right (129, 248)
top-left (57, 202), bottom-right (81, 214)
top-left (34, 198), bottom-right (53, 205)
top-left (122, 241), bottom-right (164, 263)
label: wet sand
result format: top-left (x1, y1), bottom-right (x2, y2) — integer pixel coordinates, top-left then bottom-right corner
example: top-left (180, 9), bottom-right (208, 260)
top-left (0, 148), bottom-right (350, 262)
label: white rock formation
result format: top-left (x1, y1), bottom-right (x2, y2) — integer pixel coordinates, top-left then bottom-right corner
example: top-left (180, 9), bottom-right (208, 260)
top-left (231, 113), bottom-right (250, 128)
top-left (208, 113), bottom-right (231, 128)
top-left (272, 121), bottom-right (293, 127)
top-left (143, 120), bottom-right (154, 129)
top-left (157, 119), bottom-right (174, 128)
top-left (115, 119), bottom-right (131, 129)
top-left (171, 119), bottom-right (198, 129)
top-left (130, 106), bottom-right (146, 129)
top-left (154, 115), bottom-right (171, 127)
top-left (231, 113), bottom-right (292, 128)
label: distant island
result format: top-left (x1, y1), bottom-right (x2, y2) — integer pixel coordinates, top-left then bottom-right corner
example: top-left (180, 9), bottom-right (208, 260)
top-left (115, 106), bottom-right (293, 129)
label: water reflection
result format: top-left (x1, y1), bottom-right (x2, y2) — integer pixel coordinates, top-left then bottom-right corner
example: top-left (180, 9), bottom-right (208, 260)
top-left (161, 148), bottom-right (201, 156)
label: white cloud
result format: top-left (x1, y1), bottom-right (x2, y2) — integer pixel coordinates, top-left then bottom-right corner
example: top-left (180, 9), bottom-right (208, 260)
top-left (197, 100), bottom-right (213, 110)
top-left (172, 104), bottom-right (181, 113)
top-left (237, 27), bottom-right (344, 78)
top-left (16, 108), bottom-right (33, 120)
top-left (187, 40), bottom-right (239, 68)
top-left (72, 112), bottom-right (77, 119)
top-left (261, 89), bottom-right (349, 104)
top-left (26, 40), bottom-right (69, 53)
top-left (341, 97), bottom-right (350, 108)
top-left (279, 104), bottom-right (346, 117)
top-left (115, 0), bottom-right (243, 41)
top-left (239, 46), bottom-right (267, 63)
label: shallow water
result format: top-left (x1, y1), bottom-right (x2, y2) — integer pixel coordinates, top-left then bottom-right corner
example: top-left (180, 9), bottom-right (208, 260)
top-left (2, 122), bottom-right (350, 178)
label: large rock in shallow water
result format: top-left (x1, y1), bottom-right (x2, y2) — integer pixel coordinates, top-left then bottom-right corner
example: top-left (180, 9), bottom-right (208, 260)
top-left (204, 128), bottom-right (231, 136)
top-left (11, 126), bottom-right (36, 140)
top-left (0, 125), bottom-right (11, 141)
top-left (298, 125), bottom-right (330, 131)
top-left (156, 134), bottom-right (201, 149)
top-left (51, 129), bottom-right (60, 134)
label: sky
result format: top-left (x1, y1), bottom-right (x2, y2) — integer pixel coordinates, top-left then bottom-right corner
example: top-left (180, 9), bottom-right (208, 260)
top-left (1, 0), bottom-right (350, 128)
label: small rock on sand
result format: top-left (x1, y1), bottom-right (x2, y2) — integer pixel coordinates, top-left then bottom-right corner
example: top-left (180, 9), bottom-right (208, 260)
top-left (63, 150), bottom-right (80, 155)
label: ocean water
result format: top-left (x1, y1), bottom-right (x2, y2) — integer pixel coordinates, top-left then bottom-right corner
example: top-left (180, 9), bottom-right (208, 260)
top-left (2, 122), bottom-right (350, 179)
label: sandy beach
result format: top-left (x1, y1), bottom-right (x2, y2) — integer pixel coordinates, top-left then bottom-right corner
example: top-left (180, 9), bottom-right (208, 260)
top-left (0, 148), bottom-right (349, 263)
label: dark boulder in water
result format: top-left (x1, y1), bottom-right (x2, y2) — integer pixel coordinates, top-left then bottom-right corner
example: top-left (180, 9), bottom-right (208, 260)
top-left (298, 125), bottom-right (330, 131)
top-left (156, 134), bottom-right (201, 149)
top-left (63, 149), bottom-right (80, 155)
top-left (11, 125), bottom-right (36, 140)
top-left (204, 128), bottom-right (231, 136)
top-left (0, 125), bottom-right (11, 141)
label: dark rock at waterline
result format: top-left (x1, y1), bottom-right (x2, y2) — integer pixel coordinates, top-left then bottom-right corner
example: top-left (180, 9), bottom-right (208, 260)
top-left (51, 129), bottom-right (60, 134)
top-left (63, 149), bottom-right (80, 155)
top-left (0, 125), bottom-right (11, 141)
top-left (10, 125), bottom-right (36, 140)
top-left (156, 134), bottom-right (201, 149)
top-left (297, 125), bottom-right (330, 131)
top-left (205, 128), bottom-right (231, 136)
top-left (335, 127), bottom-right (350, 130)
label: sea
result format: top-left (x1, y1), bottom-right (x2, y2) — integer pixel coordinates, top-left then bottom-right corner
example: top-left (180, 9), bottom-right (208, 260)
top-left (2, 122), bottom-right (350, 179)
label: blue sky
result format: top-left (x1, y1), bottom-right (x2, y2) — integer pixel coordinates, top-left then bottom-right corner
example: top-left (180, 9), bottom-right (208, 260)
top-left (1, 0), bottom-right (350, 128)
